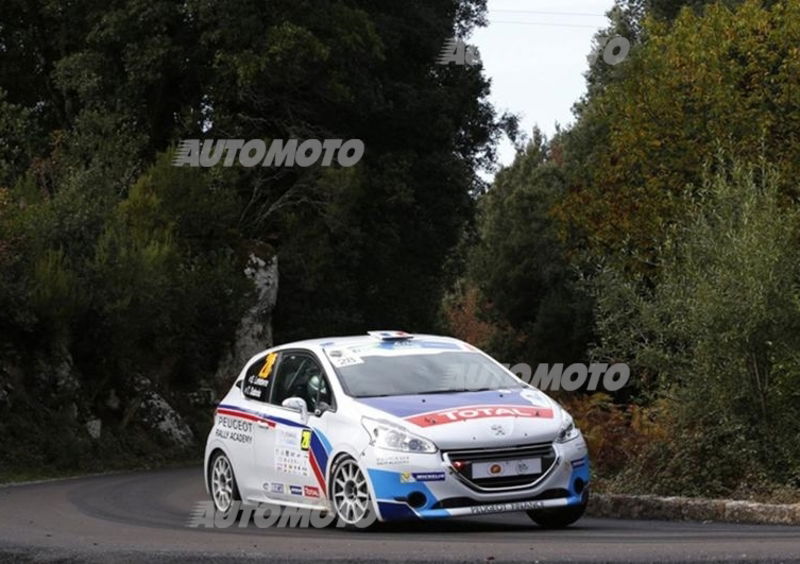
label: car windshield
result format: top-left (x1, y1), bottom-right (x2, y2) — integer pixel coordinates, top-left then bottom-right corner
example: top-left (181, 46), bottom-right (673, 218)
top-left (330, 350), bottom-right (523, 398)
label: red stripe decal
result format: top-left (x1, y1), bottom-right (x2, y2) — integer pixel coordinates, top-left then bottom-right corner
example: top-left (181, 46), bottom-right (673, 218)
top-left (216, 408), bottom-right (276, 427)
top-left (308, 452), bottom-right (327, 496)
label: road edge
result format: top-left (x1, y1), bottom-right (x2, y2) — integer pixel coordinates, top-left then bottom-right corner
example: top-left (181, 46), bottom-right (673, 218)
top-left (588, 493), bottom-right (800, 525)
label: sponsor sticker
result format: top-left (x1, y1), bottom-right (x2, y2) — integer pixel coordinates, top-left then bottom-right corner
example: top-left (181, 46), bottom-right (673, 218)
top-left (375, 455), bottom-right (410, 466)
top-left (300, 429), bottom-right (312, 451)
top-left (289, 485), bottom-right (303, 496)
top-left (470, 500), bottom-right (546, 515)
top-left (259, 353), bottom-right (277, 379)
top-left (571, 458), bottom-right (587, 469)
top-left (215, 415), bottom-right (254, 444)
top-left (472, 458), bottom-right (541, 479)
top-left (406, 405), bottom-right (554, 427)
top-left (270, 482), bottom-right (285, 494)
top-left (399, 472), bottom-right (414, 483)
top-left (412, 472), bottom-right (445, 482)
top-left (277, 428), bottom-right (301, 447)
top-left (303, 485), bottom-right (320, 498)
top-left (328, 353), bottom-right (363, 368)
top-left (275, 447), bottom-right (310, 477)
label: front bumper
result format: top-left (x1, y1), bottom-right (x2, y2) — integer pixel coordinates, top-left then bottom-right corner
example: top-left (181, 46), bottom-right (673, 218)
top-left (363, 437), bottom-right (589, 521)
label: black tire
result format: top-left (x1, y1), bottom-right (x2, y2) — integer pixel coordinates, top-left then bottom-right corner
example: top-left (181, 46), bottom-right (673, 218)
top-left (329, 457), bottom-right (377, 530)
top-left (209, 451), bottom-right (242, 516)
top-left (527, 492), bottom-right (588, 529)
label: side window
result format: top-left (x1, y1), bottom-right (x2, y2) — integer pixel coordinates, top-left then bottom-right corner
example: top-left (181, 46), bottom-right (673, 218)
top-left (242, 352), bottom-right (278, 403)
top-left (271, 352), bottom-right (333, 413)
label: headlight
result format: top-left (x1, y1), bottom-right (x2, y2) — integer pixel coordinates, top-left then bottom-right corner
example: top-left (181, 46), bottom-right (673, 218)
top-left (556, 412), bottom-right (581, 443)
top-left (361, 417), bottom-right (437, 454)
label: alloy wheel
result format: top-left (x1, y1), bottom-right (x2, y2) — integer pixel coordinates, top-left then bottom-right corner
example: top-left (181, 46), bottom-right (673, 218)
top-left (332, 459), bottom-right (371, 525)
top-left (211, 454), bottom-right (235, 513)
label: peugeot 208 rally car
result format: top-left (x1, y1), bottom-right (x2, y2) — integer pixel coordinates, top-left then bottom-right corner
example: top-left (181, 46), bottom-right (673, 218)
top-left (204, 331), bottom-right (590, 528)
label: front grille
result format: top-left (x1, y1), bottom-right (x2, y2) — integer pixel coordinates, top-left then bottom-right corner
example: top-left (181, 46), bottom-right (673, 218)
top-left (443, 442), bottom-right (558, 491)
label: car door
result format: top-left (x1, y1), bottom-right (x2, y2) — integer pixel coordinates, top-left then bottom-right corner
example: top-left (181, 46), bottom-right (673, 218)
top-left (253, 349), bottom-right (335, 507)
top-left (231, 350), bottom-right (277, 501)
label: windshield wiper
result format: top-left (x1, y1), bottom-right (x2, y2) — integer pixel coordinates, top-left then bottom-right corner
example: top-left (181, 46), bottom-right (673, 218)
top-left (416, 387), bottom-right (497, 394)
top-left (359, 387), bottom-right (512, 398)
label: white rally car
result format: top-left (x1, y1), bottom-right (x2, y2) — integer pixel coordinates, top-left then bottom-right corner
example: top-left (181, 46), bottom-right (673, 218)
top-left (204, 331), bottom-right (590, 528)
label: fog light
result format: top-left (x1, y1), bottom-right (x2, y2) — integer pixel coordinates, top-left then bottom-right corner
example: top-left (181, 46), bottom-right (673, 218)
top-left (574, 478), bottom-right (585, 494)
top-left (407, 491), bottom-right (427, 508)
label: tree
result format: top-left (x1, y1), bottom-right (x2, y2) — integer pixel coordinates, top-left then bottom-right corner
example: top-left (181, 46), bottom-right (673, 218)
top-left (557, 0), bottom-right (800, 263)
top-left (461, 131), bottom-right (593, 365)
top-left (0, 0), bottom-right (509, 472)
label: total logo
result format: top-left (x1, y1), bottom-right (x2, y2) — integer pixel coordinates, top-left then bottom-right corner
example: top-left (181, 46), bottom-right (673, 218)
top-left (406, 405), bottom-right (554, 427)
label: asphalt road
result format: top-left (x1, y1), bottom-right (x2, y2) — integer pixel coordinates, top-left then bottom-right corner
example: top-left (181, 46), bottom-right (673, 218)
top-left (0, 468), bottom-right (798, 563)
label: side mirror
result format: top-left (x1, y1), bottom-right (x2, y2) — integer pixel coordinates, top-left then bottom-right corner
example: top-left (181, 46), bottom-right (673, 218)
top-left (315, 401), bottom-right (331, 417)
top-left (236, 380), bottom-right (244, 392)
top-left (281, 397), bottom-right (309, 423)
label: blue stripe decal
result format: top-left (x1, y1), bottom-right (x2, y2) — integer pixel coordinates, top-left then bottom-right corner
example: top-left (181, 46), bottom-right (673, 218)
top-left (377, 501), bottom-right (419, 521)
top-left (310, 434), bottom-right (329, 470)
top-left (357, 389), bottom-right (536, 418)
top-left (268, 414), bottom-right (305, 428)
top-left (375, 340), bottom-right (461, 350)
top-left (567, 456), bottom-right (590, 504)
top-left (315, 430), bottom-right (333, 454)
top-left (367, 469), bottom-right (439, 513)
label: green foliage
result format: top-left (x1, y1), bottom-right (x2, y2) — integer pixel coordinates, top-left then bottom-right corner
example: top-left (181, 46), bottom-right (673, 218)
top-left (77, 152), bottom-right (250, 386)
top-left (591, 160), bottom-right (800, 492)
top-left (461, 131), bottom-right (594, 365)
top-left (0, 89), bottom-right (35, 187)
top-left (558, 0), bottom-right (800, 261)
top-left (30, 248), bottom-right (82, 328)
top-left (0, 0), bottom-right (505, 474)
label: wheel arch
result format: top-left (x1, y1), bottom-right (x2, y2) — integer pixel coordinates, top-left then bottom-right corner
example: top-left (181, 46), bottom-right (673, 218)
top-left (325, 450), bottom-right (358, 495)
top-left (325, 449), bottom-right (383, 522)
top-left (205, 446), bottom-right (229, 495)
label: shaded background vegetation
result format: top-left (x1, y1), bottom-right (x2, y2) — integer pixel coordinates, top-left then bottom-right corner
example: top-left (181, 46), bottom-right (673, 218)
top-left (447, 0), bottom-right (800, 501)
top-left (1, 0), bottom-right (799, 501)
top-left (0, 0), bottom-right (509, 477)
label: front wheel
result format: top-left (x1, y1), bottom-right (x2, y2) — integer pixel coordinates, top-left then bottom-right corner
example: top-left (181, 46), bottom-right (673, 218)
top-left (527, 494), bottom-right (588, 529)
top-left (330, 457), bottom-right (376, 530)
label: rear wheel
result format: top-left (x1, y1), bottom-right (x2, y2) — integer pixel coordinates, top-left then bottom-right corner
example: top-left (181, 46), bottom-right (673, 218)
top-left (330, 457), bottom-right (376, 530)
top-left (210, 451), bottom-right (241, 514)
top-left (527, 493), bottom-right (588, 529)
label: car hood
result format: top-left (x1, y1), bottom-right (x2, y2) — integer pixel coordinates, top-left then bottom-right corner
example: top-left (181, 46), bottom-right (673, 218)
top-left (355, 388), bottom-right (565, 449)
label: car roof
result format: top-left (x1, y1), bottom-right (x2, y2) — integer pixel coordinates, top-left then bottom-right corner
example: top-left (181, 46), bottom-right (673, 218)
top-left (271, 333), bottom-right (465, 351)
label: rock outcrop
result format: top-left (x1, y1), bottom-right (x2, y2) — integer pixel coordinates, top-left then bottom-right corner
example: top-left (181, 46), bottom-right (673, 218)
top-left (214, 253), bottom-right (278, 388)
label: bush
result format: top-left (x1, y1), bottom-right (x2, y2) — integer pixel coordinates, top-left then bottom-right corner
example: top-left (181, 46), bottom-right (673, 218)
top-left (590, 159), bottom-right (800, 495)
